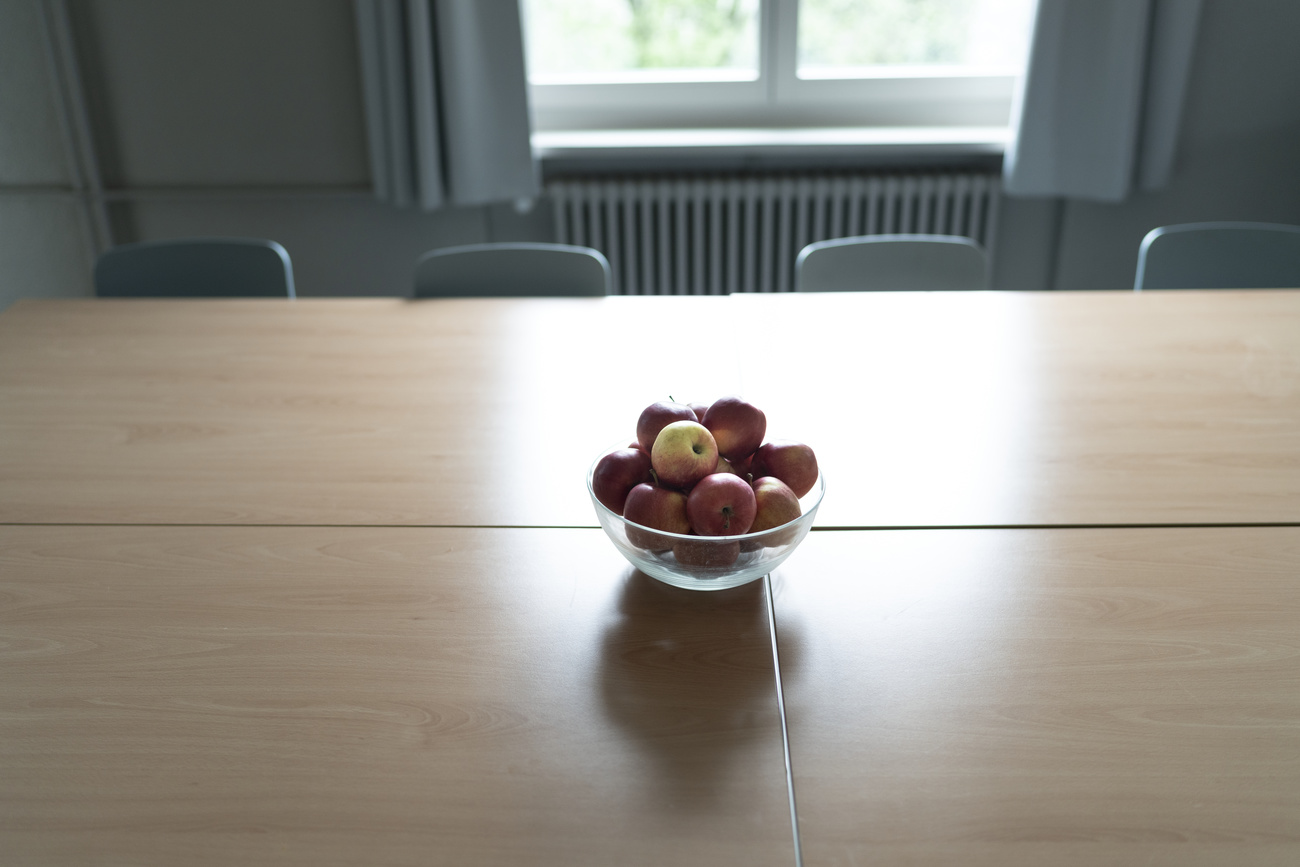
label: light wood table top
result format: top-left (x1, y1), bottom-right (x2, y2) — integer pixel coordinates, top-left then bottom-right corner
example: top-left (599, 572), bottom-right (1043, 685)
top-left (0, 297), bottom-right (741, 526)
top-left (771, 527), bottom-right (1300, 867)
top-left (0, 525), bottom-right (796, 867)
top-left (733, 290), bottom-right (1300, 527)
top-left (1, 291), bottom-right (1297, 528)
top-left (6, 523), bottom-right (1297, 866)
top-left (4, 292), bottom-right (1297, 864)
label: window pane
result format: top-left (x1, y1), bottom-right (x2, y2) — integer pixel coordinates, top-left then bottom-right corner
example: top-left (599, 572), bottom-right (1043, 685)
top-left (798, 0), bottom-right (1036, 75)
top-left (523, 0), bottom-right (760, 83)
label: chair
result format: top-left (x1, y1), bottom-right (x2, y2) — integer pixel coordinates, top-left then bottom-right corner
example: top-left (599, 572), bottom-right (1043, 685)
top-left (795, 234), bottom-right (989, 292)
top-left (95, 238), bottom-right (296, 298)
top-left (1134, 222), bottom-right (1300, 291)
top-left (413, 242), bottom-right (610, 298)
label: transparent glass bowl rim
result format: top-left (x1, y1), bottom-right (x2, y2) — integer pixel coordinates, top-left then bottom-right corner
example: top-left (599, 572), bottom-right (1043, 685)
top-left (587, 443), bottom-right (826, 542)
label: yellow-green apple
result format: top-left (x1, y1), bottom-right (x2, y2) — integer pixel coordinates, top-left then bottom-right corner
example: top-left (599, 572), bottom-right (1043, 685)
top-left (674, 537), bottom-right (741, 569)
top-left (623, 483), bottom-right (690, 550)
top-left (686, 472), bottom-right (757, 536)
top-left (592, 447), bottom-right (653, 515)
top-left (752, 440), bottom-right (818, 498)
top-left (702, 397), bottom-right (766, 461)
top-left (745, 476), bottom-right (802, 549)
top-left (651, 421), bottom-right (719, 489)
top-left (636, 400), bottom-right (698, 453)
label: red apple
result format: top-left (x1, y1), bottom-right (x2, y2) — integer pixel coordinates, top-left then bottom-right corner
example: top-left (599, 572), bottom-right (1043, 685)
top-left (651, 421), bottom-right (719, 489)
top-left (746, 476), bottom-right (803, 549)
top-left (702, 397), bottom-right (766, 461)
top-left (674, 537), bottom-right (741, 570)
top-left (592, 447), bottom-right (653, 515)
top-left (752, 440), bottom-right (818, 498)
top-left (687, 401), bottom-right (711, 422)
top-left (636, 400), bottom-right (698, 454)
top-left (623, 483), bottom-right (690, 550)
top-left (686, 472), bottom-right (757, 536)
top-left (729, 452), bottom-right (754, 478)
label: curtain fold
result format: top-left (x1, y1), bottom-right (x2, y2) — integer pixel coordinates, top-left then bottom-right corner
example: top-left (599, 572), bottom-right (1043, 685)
top-left (354, 0), bottom-right (537, 211)
top-left (1003, 0), bottom-right (1203, 202)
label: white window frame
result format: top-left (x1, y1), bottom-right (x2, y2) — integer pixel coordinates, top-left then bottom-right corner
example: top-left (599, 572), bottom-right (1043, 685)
top-left (527, 0), bottom-right (1027, 133)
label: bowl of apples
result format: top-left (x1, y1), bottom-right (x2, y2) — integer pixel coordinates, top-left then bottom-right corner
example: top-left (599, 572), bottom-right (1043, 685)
top-left (588, 397), bottom-right (824, 591)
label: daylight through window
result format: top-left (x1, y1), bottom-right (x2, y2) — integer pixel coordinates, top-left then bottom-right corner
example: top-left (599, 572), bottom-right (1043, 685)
top-left (522, 0), bottom-right (1037, 132)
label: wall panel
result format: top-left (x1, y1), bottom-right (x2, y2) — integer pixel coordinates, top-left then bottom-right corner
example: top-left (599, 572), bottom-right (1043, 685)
top-left (0, 0), bottom-right (71, 186)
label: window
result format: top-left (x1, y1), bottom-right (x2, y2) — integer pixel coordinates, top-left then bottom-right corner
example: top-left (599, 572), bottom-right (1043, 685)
top-left (522, 0), bottom-right (1037, 133)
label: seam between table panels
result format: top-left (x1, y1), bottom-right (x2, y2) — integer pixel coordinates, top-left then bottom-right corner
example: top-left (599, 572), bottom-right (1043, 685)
top-left (3, 522), bottom-right (1300, 530)
top-left (0, 522), bottom-right (604, 529)
top-left (765, 573), bottom-right (803, 867)
top-left (809, 522), bottom-right (1300, 530)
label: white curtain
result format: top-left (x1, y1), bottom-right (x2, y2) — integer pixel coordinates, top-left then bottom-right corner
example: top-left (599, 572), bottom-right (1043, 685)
top-left (1004, 0), bottom-right (1203, 202)
top-left (354, 0), bottom-right (537, 210)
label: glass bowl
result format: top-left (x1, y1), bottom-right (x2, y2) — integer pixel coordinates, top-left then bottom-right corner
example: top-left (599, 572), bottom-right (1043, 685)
top-left (587, 447), bottom-right (825, 591)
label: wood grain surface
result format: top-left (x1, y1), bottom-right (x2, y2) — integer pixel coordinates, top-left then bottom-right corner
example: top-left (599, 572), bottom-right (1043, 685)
top-left (735, 289), bottom-right (1300, 527)
top-left (0, 297), bottom-right (740, 526)
top-left (770, 527), bottom-right (1300, 867)
top-left (1, 291), bottom-right (1298, 527)
top-left (0, 526), bottom-right (795, 867)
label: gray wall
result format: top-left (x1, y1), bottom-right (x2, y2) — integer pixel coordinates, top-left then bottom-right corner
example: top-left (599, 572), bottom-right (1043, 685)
top-left (2, 0), bottom-right (1299, 310)
top-left (1, 0), bottom-right (94, 309)
top-left (0, 0), bottom-right (550, 310)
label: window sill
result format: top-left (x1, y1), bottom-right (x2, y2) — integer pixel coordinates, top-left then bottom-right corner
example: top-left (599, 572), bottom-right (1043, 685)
top-left (534, 127), bottom-right (1010, 176)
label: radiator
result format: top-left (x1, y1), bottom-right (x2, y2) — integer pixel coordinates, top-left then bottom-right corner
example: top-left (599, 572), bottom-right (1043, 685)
top-left (548, 171), bottom-right (1001, 295)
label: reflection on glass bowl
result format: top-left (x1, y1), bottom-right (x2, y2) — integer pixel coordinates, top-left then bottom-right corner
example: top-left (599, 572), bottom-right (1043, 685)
top-left (588, 447), bottom-right (825, 591)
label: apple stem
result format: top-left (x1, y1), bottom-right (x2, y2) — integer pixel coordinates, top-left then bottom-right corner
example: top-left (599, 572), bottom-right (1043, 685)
top-left (746, 472), bottom-right (754, 485)
top-left (649, 467), bottom-right (660, 487)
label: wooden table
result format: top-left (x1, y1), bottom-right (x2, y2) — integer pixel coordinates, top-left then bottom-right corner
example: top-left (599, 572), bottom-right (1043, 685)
top-left (0, 525), bottom-right (800, 867)
top-left (2, 292), bottom-right (1298, 866)
top-left (732, 290), bottom-right (1300, 527)
top-left (2, 292), bottom-right (1298, 528)
top-left (772, 527), bottom-right (1300, 867)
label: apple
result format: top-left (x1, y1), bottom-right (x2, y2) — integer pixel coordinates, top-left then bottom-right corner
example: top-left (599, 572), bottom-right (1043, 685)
top-left (623, 483), bottom-right (690, 550)
top-left (746, 476), bottom-right (802, 549)
top-left (651, 421), bottom-right (719, 489)
top-left (674, 537), bottom-right (741, 569)
top-left (714, 455), bottom-right (737, 476)
top-left (686, 472), bottom-right (757, 536)
top-left (636, 400), bottom-right (697, 454)
top-left (729, 452), bottom-right (754, 478)
top-left (687, 401), bottom-right (712, 422)
top-left (702, 397), bottom-right (766, 461)
top-left (592, 447), bottom-right (653, 515)
top-left (752, 440), bottom-right (818, 498)
top-left (749, 477), bottom-right (802, 532)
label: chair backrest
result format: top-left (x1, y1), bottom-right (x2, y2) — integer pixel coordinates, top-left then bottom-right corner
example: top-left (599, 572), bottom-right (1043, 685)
top-left (95, 238), bottom-right (295, 298)
top-left (795, 234), bottom-right (989, 292)
top-left (1134, 222), bottom-right (1300, 291)
top-left (413, 242), bottom-right (610, 298)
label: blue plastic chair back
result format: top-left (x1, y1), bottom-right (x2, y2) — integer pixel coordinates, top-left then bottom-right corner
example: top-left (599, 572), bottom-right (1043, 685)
top-left (1135, 222), bottom-right (1300, 291)
top-left (413, 243), bottom-right (610, 298)
top-left (95, 238), bottom-right (296, 298)
top-left (796, 234), bottom-right (988, 292)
